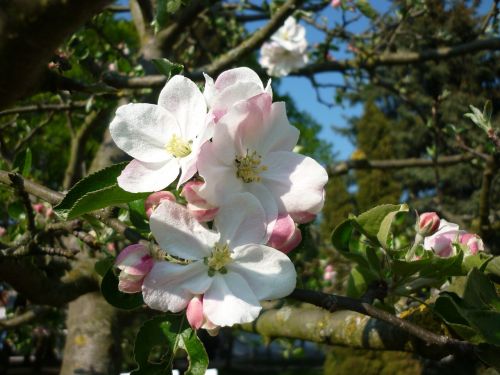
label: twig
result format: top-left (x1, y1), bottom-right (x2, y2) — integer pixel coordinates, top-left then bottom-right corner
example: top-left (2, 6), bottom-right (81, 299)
top-left (9, 173), bottom-right (36, 234)
top-left (0, 102), bottom-right (87, 117)
top-left (0, 306), bottom-right (52, 329)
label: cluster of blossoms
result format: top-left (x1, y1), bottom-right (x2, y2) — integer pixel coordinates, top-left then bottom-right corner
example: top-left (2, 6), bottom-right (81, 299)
top-left (416, 212), bottom-right (484, 258)
top-left (259, 17), bottom-right (309, 77)
top-left (110, 67), bottom-right (328, 331)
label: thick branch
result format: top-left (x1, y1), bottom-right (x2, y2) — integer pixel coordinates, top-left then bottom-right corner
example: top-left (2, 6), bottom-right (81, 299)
top-left (329, 154), bottom-right (475, 176)
top-left (289, 289), bottom-right (473, 355)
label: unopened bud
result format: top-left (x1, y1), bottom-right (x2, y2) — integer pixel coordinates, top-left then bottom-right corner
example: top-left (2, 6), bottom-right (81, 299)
top-left (115, 244), bottom-right (154, 293)
top-left (267, 214), bottom-right (302, 253)
top-left (181, 180), bottom-right (218, 222)
top-left (145, 191), bottom-right (176, 218)
top-left (417, 212), bottom-right (440, 236)
top-left (186, 296), bottom-right (204, 330)
top-left (459, 233), bottom-right (484, 255)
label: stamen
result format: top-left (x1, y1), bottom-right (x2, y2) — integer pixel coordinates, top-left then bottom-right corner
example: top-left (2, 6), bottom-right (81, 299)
top-left (165, 134), bottom-right (191, 158)
top-left (235, 150), bottom-right (268, 183)
top-left (206, 242), bottom-right (232, 275)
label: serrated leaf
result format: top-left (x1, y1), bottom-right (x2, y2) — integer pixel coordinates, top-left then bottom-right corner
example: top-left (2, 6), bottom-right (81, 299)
top-left (463, 268), bottom-right (500, 311)
top-left (55, 162), bottom-right (147, 219)
top-left (331, 219), bottom-right (370, 268)
top-left (132, 314), bottom-right (208, 375)
top-left (101, 267), bottom-right (144, 310)
top-left (152, 58), bottom-right (184, 79)
top-left (65, 185), bottom-right (148, 220)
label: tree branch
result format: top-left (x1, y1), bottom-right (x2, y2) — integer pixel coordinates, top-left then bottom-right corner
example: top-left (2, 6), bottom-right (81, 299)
top-left (294, 38), bottom-right (500, 75)
top-left (0, 306), bottom-right (52, 329)
top-left (328, 154), bottom-right (475, 177)
top-left (288, 289), bottom-right (473, 355)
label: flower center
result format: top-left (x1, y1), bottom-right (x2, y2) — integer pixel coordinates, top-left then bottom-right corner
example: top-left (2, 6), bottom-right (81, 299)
top-left (235, 150), bottom-right (267, 183)
top-left (205, 242), bottom-right (232, 276)
top-left (165, 134), bottom-right (191, 158)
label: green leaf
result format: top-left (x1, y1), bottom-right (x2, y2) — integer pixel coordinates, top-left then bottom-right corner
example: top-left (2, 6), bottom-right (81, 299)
top-left (152, 58), bottom-right (184, 79)
top-left (132, 314), bottom-right (208, 375)
top-left (392, 251), bottom-right (464, 280)
top-left (355, 0), bottom-right (378, 19)
top-left (7, 201), bottom-right (24, 220)
top-left (331, 219), bottom-right (370, 268)
top-left (128, 199), bottom-right (150, 233)
top-left (154, 0), bottom-right (182, 32)
top-left (64, 185), bottom-right (148, 220)
top-left (95, 257), bottom-right (114, 277)
top-left (101, 267), bottom-right (144, 310)
top-left (463, 268), bottom-right (500, 311)
top-left (356, 204), bottom-right (408, 248)
top-left (55, 162), bottom-right (148, 219)
top-left (346, 266), bottom-right (376, 298)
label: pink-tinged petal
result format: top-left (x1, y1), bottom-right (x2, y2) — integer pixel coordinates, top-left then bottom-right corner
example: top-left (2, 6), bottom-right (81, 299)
top-left (229, 244), bottom-right (296, 300)
top-left (116, 244), bottom-right (153, 276)
top-left (203, 73), bottom-right (216, 108)
top-left (262, 151), bottom-right (328, 215)
top-left (117, 159), bottom-right (180, 193)
top-left (214, 67), bottom-right (264, 91)
top-left (211, 83), bottom-right (268, 122)
top-left (145, 191), bottom-right (176, 218)
top-left (181, 180), bottom-right (206, 204)
top-left (110, 103), bottom-right (178, 162)
top-left (215, 193), bottom-right (267, 248)
top-left (186, 296), bottom-right (204, 330)
top-left (267, 214), bottom-right (296, 250)
top-left (263, 102), bottom-right (300, 153)
top-left (142, 261), bottom-right (211, 312)
top-left (279, 227), bottom-right (302, 254)
top-left (150, 200), bottom-right (218, 260)
top-left (203, 273), bottom-right (261, 326)
top-left (290, 211), bottom-right (317, 224)
top-left (187, 204), bottom-right (219, 223)
top-left (118, 273), bottom-right (145, 293)
top-left (158, 75), bottom-right (207, 141)
top-left (245, 183), bottom-right (279, 239)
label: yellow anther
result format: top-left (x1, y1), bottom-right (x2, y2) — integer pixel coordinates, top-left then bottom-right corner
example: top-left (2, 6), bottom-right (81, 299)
top-left (165, 134), bottom-right (191, 158)
top-left (235, 150), bottom-right (267, 183)
top-left (206, 242), bottom-right (232, 273)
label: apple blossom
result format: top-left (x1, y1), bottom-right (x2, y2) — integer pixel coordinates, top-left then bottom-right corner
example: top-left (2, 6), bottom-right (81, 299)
top-left (142, 194), bottom-right (297, 327)
top-left (144, 191), bottom-right (176, 218)
top-left (110, 75), bottom-right (210, 193)
top-left (115, 244), bottom-right (154, 293)
top-left (331, 0), bottom-right (341, 7)
top-left (186, 295), bottom-right (219, 334)
top-left (459, 233), bottom-right (484, 255)
top-left (259, 17), bottom-right (309, 77)
top-left (423, 220), bottom-right (465, 257)
top-left (180, 180), bottom-right (218, 222)
top-left (197, 93), bottom-right (328, 235)
top-left (203, 67), bottom-right (272, 122)
top-left (267, 214), bottom-right (302, 253)
top-left (417, 212), bottom-right (440, 237)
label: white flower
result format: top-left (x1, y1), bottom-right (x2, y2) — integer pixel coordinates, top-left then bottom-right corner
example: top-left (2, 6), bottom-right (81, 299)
top-left (259, 17), bottom-right (309, 77)
top-left (109, 75), bottom-right (209, 192)
top-left (142, 194), bottom-right (297, 327)
top-left (203, 67), bottom-right (272, 122)
top-left (197, 93), bottom-right (328, 235)
top-left (423, 220), bottom-right (464, 257)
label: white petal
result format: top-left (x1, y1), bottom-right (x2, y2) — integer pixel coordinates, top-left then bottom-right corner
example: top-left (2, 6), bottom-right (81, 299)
top-left (211, 82), bottom-right (266, 116)
top-left (229, 244), bottom-right (297, 300)
top-left (158, 75), bottom-right (207, 141)
top-left (203, 272), bottom-right (261, 326)
top-left (110, 103), bottom-right (178, 162)
top-left (117, 159), bottom-right (180, 193)
top-left (245, 183), bottom-right (279, 239)
top-left (262, 151), bottom-right (328, 214)
top-left (203, 73), bottom-right (216, 108)
top-left (150, 200), bottom-right (219, 260)
top-left (215, 193), bottom-right (267, 248)
top-left (142, 262), bottom-right (211, 312)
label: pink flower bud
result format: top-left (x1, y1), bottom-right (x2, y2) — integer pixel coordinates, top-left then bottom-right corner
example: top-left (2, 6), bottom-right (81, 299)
top-left (290, 211), bottom-right (316, 224)
top-left (32, 203), bottom-right (44, 214)
top-left (325, 264), bottom-right (333, 273)
top-left (459, 233), bottom-right (484, 255)
top-left (267, 214), bottom-right (302, 253)
top-left (181, 181), bottom-right (219, 222)
top-left (331, 0), bottom-right (341, 7)
top-left (0, 227), bottom-right (5, 237)
top-left (145, 191), bottom-right (176, 218)
top-left (186, 296), bottom-right (204, 330)
top-left (418, 212), bottom-right (440, 236)
top-left (115, 244), bottom-right (154, 293)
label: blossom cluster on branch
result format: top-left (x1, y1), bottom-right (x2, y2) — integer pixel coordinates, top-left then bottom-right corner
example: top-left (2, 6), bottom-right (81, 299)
top-left (109, 67), bottom-right (328, 331)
